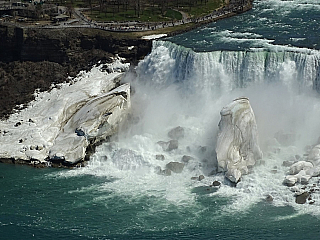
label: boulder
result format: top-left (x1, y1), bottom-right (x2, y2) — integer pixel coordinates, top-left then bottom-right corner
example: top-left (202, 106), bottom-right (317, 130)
top-left (211, 181), bottom-right (221, 187)
top-left (295, 192), bottom-right (310, 204)
top-left (282, 160), bottom-right (294, 167)
top-left (155, 154), bottom-right (165, 160)
top-left (181, 155), bottom-right (194, 163)
top-left (168, 126), bottom-right (184, 140)
top-left (191, 175), bottom-right (205, 181)
top-left (165, 161), bottom-right (184, 173)
top-left (289, 161), bottom-right (313, 175)
top-left (157, 140), bottom-right (178, 151)
top-left (216, 97), bottom-right (262, 183)
top-left (266, 195), bottom-right (273, 202)
top-left (283, 175), bottom-right (297, 187)
top-left (49, 84), bottom-right (131, 164)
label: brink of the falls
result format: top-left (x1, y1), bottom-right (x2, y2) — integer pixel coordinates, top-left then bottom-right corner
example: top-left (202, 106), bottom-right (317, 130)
top-left (216, 97), bottom-right (262, 183)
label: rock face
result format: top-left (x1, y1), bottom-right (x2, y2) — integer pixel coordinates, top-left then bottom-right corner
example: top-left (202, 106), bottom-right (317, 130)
top-left (49, 84), bottom-right (131, 164)
top-left (0, 60), bottom-right (131, 166)
top-left (215, 97), bottom-right (262, 183)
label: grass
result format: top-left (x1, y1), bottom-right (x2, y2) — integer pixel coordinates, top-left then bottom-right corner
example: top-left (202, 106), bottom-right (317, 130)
top-left (186, 0), bottom-right (224, 17)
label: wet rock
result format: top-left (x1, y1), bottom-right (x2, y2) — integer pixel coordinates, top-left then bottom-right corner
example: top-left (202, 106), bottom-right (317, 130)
top-left (181, 155), bottom-right (194, 163)
top-left (14, 122), bottom-right (21, 127)
top-left (283, 175), bottom-right (297, 187)
top-left (211, 181), bottom-right (221, 187)
top-left (309, 200), bottom-right (315, 205)
top-left (155, 154), bottom-right (165, 161)
top-left (295, 192), bottom-right (310, 204)
top-left (266, 195), bottom-right (273, 202)
top-left (165, 161), bottom-right (184, 173)
top-left (198, 146), bottom-right (207, 154)
top-left (168, 126), bottom-right (184, 140)
top-left (282, 160), bottom-right (294, 167)
top-left (216, 97), bottom-right (262, 183)
top-left (289, 161), bottom-right (313, 175)
top-left (157, 140), bottom-right (178, 152)
top-left (191, 175), bottom-right (205, 181)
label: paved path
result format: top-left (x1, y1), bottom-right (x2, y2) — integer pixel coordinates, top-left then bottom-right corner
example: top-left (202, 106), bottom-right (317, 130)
top-left (3, 4), bottom-right (248, 33)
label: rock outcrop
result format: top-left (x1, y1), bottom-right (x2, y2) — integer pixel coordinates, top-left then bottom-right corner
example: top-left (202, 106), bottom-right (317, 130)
top-left (284, 144), bottom-right (320, 186)
top-left (49, 84), bottom-right (131, 164)
top-left (0, 59), bottom-right (131, 166)
top-left (216, 97), bottom-right (262, 183)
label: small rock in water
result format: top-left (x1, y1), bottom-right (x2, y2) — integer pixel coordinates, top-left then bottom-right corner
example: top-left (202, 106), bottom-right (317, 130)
top-left (165, 162), bottom-right (184, 173)
top-left (157, 140), bottom-right (178, 151)
top-left (191, 177), bottom-right (198, 180)
top-left (14, 122), bottom-right (21, 127)
top-left (295, 192), bottom-right (310, 204)
top-left (168, 126), bottom-right (184, 140)
top-left (198, 175), bottom-right (205, 181)
top-left (266, 195), bottom-right (273, 202)
top-left (282, 160), bottom-right (294, 167)
top-left (167, 140), bottom-right (178, 151)
top-left (198, 146), bottom-right (207, 154)
top-left (181, 155), bottom-right (194, 163)
top-left (211, 181), bottom-right (221, 187)
top-left (155, 154), bottom-right (165, 160)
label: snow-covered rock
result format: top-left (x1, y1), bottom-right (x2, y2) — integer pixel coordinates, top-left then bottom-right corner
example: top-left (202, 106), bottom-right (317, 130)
top-left (216, 97), bottom-right (262, 183)
top-left (49, 84), bottom-right (131, 164)
top-left (284, 144), bottom-right (320, 185)
top-left (0, 58), bottom-right (130, 165)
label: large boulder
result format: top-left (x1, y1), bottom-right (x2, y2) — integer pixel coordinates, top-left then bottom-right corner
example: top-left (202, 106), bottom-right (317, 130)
top-left (168, 126), bottom-right (185, 140)
top-left (49, 84), bottom-right (131, 164)
top-left (216, 97), bottom-right (262, 183)
top-left (165, 162), bottom-right (185, 173)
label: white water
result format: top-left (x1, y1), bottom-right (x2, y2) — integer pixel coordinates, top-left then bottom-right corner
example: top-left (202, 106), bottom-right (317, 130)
top-left (50, 40), bottom-right (320, 217)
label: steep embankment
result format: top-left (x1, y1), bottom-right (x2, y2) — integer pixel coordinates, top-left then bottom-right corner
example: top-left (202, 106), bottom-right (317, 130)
top-left (0, 26), bottom-right (152, 118)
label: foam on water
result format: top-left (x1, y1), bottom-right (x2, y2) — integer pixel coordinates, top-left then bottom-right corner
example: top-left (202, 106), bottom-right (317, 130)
top-left (48, 40), bottom-right (320, 219)
top-left (47, 0), bottom-right (320, 219)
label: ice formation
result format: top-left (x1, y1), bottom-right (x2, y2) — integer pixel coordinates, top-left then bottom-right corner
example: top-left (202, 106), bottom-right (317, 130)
top-left (216, 97), bottom-right (262, 183)
top-left (0, 58), bottom-right (130, 165)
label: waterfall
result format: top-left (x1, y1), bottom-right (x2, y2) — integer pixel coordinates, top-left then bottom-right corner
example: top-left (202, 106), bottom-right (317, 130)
top-left (136, 40), bottom-right (320, 93)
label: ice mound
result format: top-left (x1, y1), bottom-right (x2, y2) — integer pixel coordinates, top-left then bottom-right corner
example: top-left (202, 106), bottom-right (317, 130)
top-left (0, 58), bottom-right (130, 166)
top-left (216, 97), bottom-right (262, 182)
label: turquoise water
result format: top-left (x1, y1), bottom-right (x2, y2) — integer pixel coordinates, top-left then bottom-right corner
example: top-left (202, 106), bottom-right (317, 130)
top-left (1, 164), bottom-right (320, 239)
top-left (2, 0), bottom-right (320, 239)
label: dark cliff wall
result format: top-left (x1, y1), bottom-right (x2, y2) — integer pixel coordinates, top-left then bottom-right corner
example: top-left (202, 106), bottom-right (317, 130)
top-left (0, 26), bottom-right (152, 64)
top-left (0, 26), bottom-right (152, 119)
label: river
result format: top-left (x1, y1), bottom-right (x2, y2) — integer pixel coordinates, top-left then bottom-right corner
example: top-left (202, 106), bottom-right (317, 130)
top-left (1, 0), bottom-right (320, 239)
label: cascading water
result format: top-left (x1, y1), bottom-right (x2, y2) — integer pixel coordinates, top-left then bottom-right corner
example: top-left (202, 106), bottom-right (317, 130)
top-left (86, 0), bottom-right (320, 217)
top-left (2, 0), bottom-right (320, 239)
